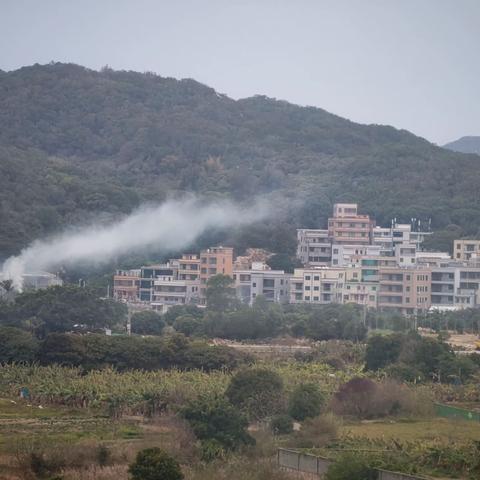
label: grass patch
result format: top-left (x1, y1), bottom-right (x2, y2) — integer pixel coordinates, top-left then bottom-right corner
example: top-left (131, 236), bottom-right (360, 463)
top-left (341, 416), bottom-right (480, 442)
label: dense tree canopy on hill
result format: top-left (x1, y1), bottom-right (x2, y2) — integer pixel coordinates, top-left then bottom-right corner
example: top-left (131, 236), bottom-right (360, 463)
top-left (1, 62), bottom-right (479, 259)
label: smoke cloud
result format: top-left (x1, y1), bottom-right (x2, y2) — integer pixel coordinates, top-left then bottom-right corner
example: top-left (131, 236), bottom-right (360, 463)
top-left (1, 196), bottom-right (268, 290)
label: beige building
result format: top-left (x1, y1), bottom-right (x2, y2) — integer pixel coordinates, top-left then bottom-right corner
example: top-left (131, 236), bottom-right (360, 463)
top-left (341, 267), bottom-right (378, 309)
top-left (113, 269), bottom-right (140, 301)
top-left (454, 240), bottom-right (480, 262)
top-left (176, 254), bottom-right (200, 281)
top-left (290, 268), bottom-right (344, 304)
top-left (378, 267), bottom-right (431, 315)
top-left (199, 246), bottom-right (234, 299)
top-left (328, 203), bottom-right (374, 246)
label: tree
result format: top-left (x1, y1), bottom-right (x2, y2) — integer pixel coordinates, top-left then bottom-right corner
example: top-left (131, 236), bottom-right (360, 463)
top-left (270, 414), bottom-right (294, 434)
top-left (225, 368), bottom-right (284, 420)
top-left (365, 334), bottom-right (402, 371)
top-left (10, 285), bottom-right (127, 338)
top-left (131, 310), bottom-right (165, 335)
top-left (266, 253), bottom-right (301, 273)
top-left (182, 396), bottom-right (254, 452)
top-left (288, 383), bottom-right (324, 421)
top-left (0, 326), bottom-right (39, 363)
top-left (128, 448), bottom-right (183, 480)
top-left (173, 314), bottom-right (204, 336)
top-left (206, 275), bottom-right (238, 312)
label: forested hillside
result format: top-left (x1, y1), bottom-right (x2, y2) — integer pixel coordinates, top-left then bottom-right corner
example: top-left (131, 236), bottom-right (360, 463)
top-left (1, 62), bottom-right (479, 258)
top-left (443, 136), bottom-right (480, 155)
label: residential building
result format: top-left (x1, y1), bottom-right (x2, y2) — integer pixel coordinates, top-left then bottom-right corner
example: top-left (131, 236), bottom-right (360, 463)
top-left (430, 265), bottom-right (456, 309)
top-left (233, 263), bottom-right (290, 305)
top-left (457, 265), bottom-right (480, 308)
top-left (341, 267), bottom-right (378, 309)
top-left (372, 222), bottom-right (431, 255)
top-left (199, 246), bottom-right (234, 300)
top-left (377, 267), bottom-right (431, 315)
top-left (113, 269), bottom-right (140, 301)
top-left (296, 229), bottom-right (331, 266)
top-left (290, 268), bottom-right (344, 304)
top-left (394, 243), bottom-right (417, 267)
top-left (454, 240), bottom-right (480, 262)
top-left (176, 254), bottom-right (200, 281)
top-left (331, 244), bottom-right (381, 266)
top-left (151, 274), bottom-right (199, 313)
top-left (328, 203), bottom-right (374, 246)
top-left (139, 263), bottom-right (178, 302)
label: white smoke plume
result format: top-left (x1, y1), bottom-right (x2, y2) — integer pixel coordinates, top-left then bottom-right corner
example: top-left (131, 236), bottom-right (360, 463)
top-left (1, 196), bottom-right (269, 290)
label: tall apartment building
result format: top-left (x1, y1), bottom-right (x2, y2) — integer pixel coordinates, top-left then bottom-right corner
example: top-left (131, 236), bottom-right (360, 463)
top-left (454, 240), bottom-right (480, 262)
top-left (328, 203), bottom-right (374, 246)
top-left (296, 229), bottom-right (331, 266)
top-left (377, 267), bottom-right (431, 315)
top-left (199, 246), bottom-right (234, 300)
top-left (113, 269), bottom-right (141, 301)
top-left (233, 263), bottom-right (291, 305)
top-left (290, 268), bottom-right (344, 304)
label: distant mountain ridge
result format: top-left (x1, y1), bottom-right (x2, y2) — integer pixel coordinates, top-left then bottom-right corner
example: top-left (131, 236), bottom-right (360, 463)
top-left (443, 136), bottom-right (480, 155)
top-left (0, 62), bottom-right (479, 257)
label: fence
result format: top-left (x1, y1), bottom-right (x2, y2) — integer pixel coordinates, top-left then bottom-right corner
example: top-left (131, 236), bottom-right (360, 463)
top-left (277, 449), bottom-right (427, 480)
top-left (434, 403), bottom-right (480, 422)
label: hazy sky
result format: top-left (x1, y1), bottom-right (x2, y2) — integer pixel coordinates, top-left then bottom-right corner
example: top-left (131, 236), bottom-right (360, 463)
top-left (1, 0), bottom-right (479, 144)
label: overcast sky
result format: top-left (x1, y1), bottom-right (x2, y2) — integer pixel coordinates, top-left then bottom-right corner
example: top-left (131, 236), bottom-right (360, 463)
top-left (1, 0), bottom-right (479, 144)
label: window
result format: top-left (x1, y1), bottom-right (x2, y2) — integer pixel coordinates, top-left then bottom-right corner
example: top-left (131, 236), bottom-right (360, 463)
top-left (314, 276), bottom-right (320, 281)
top-left (314, 286), bottom-right (319, 291)
top-left (305, 296), bottom-right (310, 301)
top-left (305, 276), bottom-right (311, 280)
top-left (305, 286), bottom-right (311, 291)
top-left (313, 296), bottom-right (319, 301)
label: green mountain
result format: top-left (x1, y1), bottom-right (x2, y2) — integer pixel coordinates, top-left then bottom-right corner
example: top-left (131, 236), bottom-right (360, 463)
top-left (1, 62), bottom-right (479, 258)
top-left (443, 136), bottom-right (480, 155)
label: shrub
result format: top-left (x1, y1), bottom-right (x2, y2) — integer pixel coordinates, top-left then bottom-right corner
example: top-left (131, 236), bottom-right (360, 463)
top-left (225, 368), bottom-right (284, 420)
top-left (173, 315), bottom-right (204, 336)
top-left (331, 378), bottom-right (377, 418)
top-left (131, 310), bottom-right (166, 336)
top-left (325, 454), bottom-right (378, 480)
top-left (128, 448), bottom-right (183, 480)
top-left (270, 415), bottom-right (294, 435)
top-left (0, 326), bottom-right (39, 363)
top-left (288, 383), bottom-right (324, 421)
top-left (293, 413), bottom-right (339, 448)
top-left (182, 396), bottom-right (254, 452)
top-left (331, 378), bottom-right (422, 419)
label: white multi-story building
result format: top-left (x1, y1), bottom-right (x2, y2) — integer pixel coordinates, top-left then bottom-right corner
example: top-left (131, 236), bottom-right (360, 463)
top-left (296, 229), bottom-right (331, 266)
top-left (233, 263), bottom-right (290, 305)
top-left (331, 244), bottom-right (381, 266)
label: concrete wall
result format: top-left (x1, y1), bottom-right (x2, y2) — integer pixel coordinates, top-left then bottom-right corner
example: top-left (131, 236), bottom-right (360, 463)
top-left (277, 449), bottom-right (426, 480)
